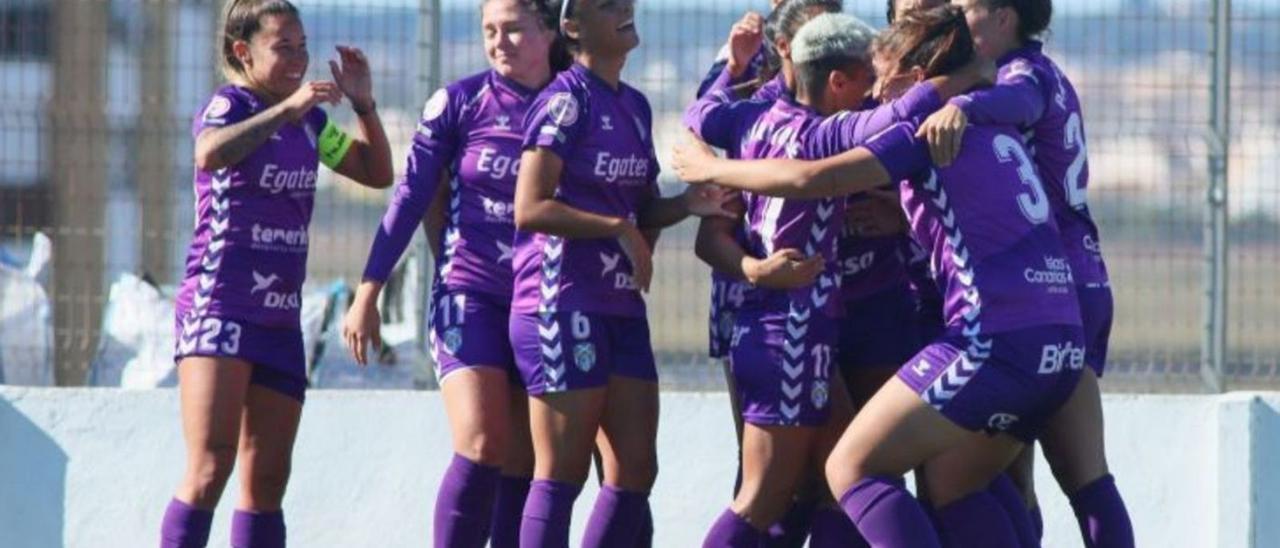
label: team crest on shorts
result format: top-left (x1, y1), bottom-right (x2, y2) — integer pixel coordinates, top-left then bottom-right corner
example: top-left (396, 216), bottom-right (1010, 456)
top-left (443, 327), bottom-right (463, 355)
top-left (811, 380), bottom-right (829, 409)
top-left (574, 342), bottom-right (596, 373)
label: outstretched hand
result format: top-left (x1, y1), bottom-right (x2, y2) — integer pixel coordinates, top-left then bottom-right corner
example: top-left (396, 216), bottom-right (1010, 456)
top-left (329, 45), bottom-right (375, 112)
top-left (726, 11), bottom-right (765, 78)
top-left (673, 132), bottom-right (720, 185)
top-left (915, 104), bottom-right (968, 167)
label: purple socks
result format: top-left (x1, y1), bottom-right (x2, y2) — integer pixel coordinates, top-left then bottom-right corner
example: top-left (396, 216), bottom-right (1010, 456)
top-left (987, 473), bottom-right (1041, 548)
top-left (809, 507), bottom-right (869, 548)
top-left (582, 485), bottom-right (650, 548)
top-left (1069, 474), bottom-right (1135, 548)
top-left (703, 509), bottom-right (762, 547)
top-left (839, 476), bottom-right (941, 548)
top-left (491, 476), bottom-right (532, 548)
top-left (160, 498), bottom-right (213, 548)
top-left (935, 491), bottom-right (1021, 548)
top-left (520, 479), bottom-right (582, 548)
top-left (434, 454), bottom-right (501, 548)
top-left (230, 509), bottom-right (285, 548)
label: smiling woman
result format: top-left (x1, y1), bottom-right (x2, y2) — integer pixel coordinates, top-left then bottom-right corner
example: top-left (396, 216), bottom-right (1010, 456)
top-left (342, 0), bottom-right (569, 546)
top-left (507, 1), bottom-right (736, 546)
top-left (160, 1), bottom-right (393, 546)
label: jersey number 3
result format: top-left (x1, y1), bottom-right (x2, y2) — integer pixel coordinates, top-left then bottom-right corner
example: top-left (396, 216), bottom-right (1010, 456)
top-left (993, 134), bottom-right (1050, 225)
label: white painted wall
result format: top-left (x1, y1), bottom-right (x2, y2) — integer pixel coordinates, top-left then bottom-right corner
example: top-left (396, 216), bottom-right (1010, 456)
top-left (1, 388), bottom-right (1276, 548)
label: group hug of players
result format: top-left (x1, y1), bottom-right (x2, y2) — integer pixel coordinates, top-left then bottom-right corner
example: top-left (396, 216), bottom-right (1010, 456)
top-left (158, 0), bottom-right (1135, 547)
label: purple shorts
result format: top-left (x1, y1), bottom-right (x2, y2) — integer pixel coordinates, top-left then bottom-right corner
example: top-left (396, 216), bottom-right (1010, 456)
top-left (837, 283), bottom-right (923, 370)
top-left (174, 315), bottom-right (307, 402)
top-left (429, 289), bottom-right (520, 385)
top-left (897, 324), bottom-right (1085, 442)
top-left (510, 311), bottom-right (657, 395)
top-left (730, 308), bottom-right (837, 427)
top-left (1078, 286), bottom-right (1114, 377)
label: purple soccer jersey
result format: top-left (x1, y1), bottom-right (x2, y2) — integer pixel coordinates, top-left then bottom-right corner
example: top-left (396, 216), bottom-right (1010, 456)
top-left (866, 121), bottom-right (1083, 335)
top-left (685, 80), bottom-right (942, 425)
top-left (176, 85), bottom-right (329, 330)
top-left (363, 70), bottom-right (535, 296)
top-left (512, 63), bottom-right (661, 319)
top-left (684, 81), bottom-right (944, 319)
top-left (950, 42), bottom-right (1109, 290)
top-left (697, 69), bottom-right (787, 359)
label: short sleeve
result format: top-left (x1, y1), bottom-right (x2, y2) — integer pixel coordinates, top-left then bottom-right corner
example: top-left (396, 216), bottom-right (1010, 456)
top-left (522, 85), bottom-right (589, 160)
top-left (192, 87), bottom-right (254, 137)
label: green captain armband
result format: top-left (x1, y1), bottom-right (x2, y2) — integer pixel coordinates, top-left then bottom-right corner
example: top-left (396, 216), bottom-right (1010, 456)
top-left (318, 120), bottom-right (354, 169)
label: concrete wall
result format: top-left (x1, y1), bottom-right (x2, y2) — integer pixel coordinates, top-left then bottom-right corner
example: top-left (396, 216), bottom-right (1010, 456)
top-left (1, 388), bottom-right (1276, 547)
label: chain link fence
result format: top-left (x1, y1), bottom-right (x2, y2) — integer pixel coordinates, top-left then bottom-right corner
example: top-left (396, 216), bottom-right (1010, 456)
top-left (0, 0), bottom-right (1275, 392)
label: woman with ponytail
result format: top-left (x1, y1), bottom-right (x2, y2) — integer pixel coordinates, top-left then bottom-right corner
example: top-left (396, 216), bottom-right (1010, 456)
top-left (916, 1), bottom-right (1133, 545)
top-left (343, 1), bottom-right (568, 546)
top-left (162, 1), bottom-right (392, 546)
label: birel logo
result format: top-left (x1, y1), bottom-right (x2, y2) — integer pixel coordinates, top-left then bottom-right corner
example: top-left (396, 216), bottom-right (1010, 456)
top-left (482, 197), bottom-right (515, 224)
top-left (593, 153), bottom-right (650, 183)
top-left (476, 147), bottom-right (520, 180)
top-left (1024, 255), bottom-right (1073, 286)
top-left (259, 164), bottom-right (318, 195)
top-left (1038, 341), bottom-right (1085, 375)
top-left (252, 224), bottom-right (309, 249)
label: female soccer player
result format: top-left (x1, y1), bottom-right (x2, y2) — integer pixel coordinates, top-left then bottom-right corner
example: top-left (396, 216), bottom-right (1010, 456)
top-left (914, 1), bottom-right (1133, 545)
top-left (685, 11), bottom-right (993, 547)
top-left (161, 1), bottom-right (392, 546)
top-left (834, 0), bottom-right (948, 419)
top-left (695, 5), bottom-right (842, 546)
top-left (674, 6), bottom-right (1087, 547)
top-left (510, 1), bottom-right (733, 546)
top-left (342, 1), bottom-right (569, 547)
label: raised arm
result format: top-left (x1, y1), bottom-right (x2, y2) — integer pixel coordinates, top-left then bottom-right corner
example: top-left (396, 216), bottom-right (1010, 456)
top-left (328, 45), bottom-right (394, 189)
top-left (194, 81), bottom-right (341, 171)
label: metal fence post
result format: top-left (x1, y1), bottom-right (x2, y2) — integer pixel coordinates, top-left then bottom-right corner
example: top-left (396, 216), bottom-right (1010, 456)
top-left (1203, 0), bottom-right (1231, 393)
top-left (415, 0), bottom-right (443, 371)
